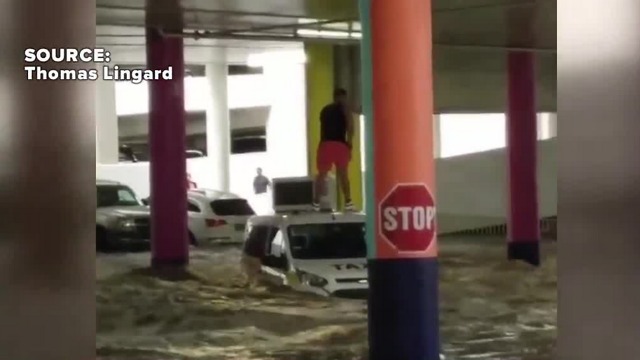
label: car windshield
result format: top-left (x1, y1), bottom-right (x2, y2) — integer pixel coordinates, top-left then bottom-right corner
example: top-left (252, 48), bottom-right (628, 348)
top-left (287, 222), bottom-right (366, 260)
top-left (97, 185), bottom-right (140, 208)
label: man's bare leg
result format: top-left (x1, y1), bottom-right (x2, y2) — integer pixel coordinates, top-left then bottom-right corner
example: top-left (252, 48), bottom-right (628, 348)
top-left (313, 171), bottom-right (328, 209)
top-left (240, 255), bottom-right (254, 287)
top-left (241, 255), bottom-right (263, 288)
top-left (336, 167), bottom-right (355, 211)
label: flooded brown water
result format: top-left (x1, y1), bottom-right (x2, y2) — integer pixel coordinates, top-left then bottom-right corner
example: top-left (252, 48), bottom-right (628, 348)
top-left (96, 237), bottom-right (556, 360)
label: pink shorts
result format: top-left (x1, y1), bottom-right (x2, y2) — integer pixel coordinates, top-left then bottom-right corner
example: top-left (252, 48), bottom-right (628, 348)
top-left (316, 141), bottom-right (351, 173)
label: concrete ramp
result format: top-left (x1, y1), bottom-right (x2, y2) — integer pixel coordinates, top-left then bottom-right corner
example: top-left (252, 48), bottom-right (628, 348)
top-left (436, 138), bottom-right (557, 234)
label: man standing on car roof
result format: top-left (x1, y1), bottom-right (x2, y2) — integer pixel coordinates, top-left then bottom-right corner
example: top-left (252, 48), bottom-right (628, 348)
top-left (313, 88), bottom-right (356, 212)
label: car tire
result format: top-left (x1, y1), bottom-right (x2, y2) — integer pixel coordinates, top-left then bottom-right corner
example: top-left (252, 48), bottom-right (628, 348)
top-left (189, 231), bottom-right (198, 247)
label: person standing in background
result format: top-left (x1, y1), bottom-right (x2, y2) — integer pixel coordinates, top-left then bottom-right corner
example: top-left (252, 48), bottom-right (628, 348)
top-left (186, 172), bottom-right (197, 190)
top-left (252, 167), bottom-right (272, 214)
top-left (253, 167), bottom-right (271, 195)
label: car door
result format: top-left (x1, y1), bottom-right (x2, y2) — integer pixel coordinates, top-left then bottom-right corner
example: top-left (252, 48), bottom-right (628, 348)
top-left (261, 229), bottom-right (290, 285)
top-left (187, 200), bottom-right (208, 243)
top-left (243, 225), bottom-right (279, 283)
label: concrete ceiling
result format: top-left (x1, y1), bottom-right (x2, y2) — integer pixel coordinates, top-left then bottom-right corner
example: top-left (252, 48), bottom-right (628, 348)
top-left (96, 0), bottom-right (557, 111)
top-left (97, 0), bottom-right (555, 51)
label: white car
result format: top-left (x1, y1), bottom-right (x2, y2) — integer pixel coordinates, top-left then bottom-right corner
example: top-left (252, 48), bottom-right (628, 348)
top-left (187, 189), bottom-right (256, 245)
top-left (242, 211), bottom-right (368, 298)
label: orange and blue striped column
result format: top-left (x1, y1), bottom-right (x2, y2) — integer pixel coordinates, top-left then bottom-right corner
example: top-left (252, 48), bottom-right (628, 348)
top-left (359, 0), bottom-right (440, 359)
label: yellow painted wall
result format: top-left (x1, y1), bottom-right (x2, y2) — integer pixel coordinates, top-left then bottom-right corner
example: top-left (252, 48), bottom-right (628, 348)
top-left (346, 114), bottom-right (363, 209)
top-left (305, 43), bottom-right (334, 179)
top-left (305, 43), bottom-right (363, 210)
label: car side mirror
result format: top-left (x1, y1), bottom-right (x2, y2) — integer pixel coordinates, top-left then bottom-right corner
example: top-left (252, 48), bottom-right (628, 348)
top-left (141, 198), bottom-right (150, 206)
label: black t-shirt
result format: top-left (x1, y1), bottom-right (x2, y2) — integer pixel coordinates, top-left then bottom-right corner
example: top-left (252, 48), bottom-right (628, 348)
top-left (320, 102), bottom-right (347, 144)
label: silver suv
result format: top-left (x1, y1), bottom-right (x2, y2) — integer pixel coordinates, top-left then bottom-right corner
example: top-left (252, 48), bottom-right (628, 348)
top-left (96, 179), bottom-right (151, 252)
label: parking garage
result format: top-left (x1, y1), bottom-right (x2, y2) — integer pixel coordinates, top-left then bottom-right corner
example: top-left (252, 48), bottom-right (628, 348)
top-left (91, 0), bottom-right (560, 359)
top-left (7, 0), bottom-right (640, 359)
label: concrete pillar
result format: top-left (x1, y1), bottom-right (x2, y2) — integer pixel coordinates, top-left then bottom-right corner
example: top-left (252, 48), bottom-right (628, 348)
top-left (146, 21), bottom-right (189, 267)
top-left (205, 62), bottom-right (230, 191)
top-left (506, 51), bottom-right (540, 266)
top-left (433, 114), bottom-right (441, 158)
top-left (548, 112), bottom-right (557, 138)
top-left (558, 1), bottom-right (640, 358)
top-left (361, 0), bottom-right (440, 359)
top-left (536, 112), bottom-right (557, 140)
top-left (536, 113), bottom-right (544, 140)
top-left (0, 0), bottom-right (95, 358)
top-left (95, 68), bottom-right (119, 164)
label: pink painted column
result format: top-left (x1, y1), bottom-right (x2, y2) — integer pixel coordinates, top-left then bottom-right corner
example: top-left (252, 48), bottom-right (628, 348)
top-left (506, 51), bottom-right (540, 266)
top-left (146, 27), bottom-right (189, 267)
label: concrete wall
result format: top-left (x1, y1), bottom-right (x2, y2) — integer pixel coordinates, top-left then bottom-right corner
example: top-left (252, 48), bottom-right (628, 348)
top-left (435, 138), bottom-right (557, 233)
top-left (434, 50), bottom-right (556, 113)
top-left (97, 153), bottom-right (269, 202)
top-left (98, 137), bottom-right (556, 234)
top-left (435, 68), bottom-right (556, 113)
top-left (115, 74), bottom-right (270, 116)
top-left (118, 107), bottom-right (271, 139)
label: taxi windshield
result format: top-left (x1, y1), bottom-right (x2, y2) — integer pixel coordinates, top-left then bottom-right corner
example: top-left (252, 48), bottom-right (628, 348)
top-left (287, 222), bottom-right (366, 260)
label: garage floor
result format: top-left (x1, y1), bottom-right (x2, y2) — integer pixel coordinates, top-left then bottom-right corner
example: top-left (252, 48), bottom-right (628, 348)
top-left (96, 237), bottom-right (556, 360)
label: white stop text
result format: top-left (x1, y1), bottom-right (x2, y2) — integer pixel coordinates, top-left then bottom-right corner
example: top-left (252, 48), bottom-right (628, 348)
top-left (382, 206), bottom-right (436, 232)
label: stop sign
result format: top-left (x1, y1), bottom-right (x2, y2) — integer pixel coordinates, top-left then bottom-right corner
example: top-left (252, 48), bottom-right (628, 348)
top-left (378, 183), bottom-right (437, 253)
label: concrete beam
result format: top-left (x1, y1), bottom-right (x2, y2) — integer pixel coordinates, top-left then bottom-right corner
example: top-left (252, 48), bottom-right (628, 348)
top-left (435, 68), bottom-right (556, 113)
top-left (105, 45), bottom-right (235, 65)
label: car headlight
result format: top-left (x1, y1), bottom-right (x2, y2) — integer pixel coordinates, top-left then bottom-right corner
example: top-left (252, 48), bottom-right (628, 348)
top-left (116, 218), bottom-right (136, 232)
top-left (297, 271), bottom-right (328, 288)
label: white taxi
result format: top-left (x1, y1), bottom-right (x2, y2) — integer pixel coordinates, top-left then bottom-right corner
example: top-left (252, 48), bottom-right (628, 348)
top-left (242, 211), bottom-right (368, 298)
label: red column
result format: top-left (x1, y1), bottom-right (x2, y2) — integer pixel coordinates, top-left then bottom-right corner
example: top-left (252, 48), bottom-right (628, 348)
top-left (146, 27), bottom-right (189, 267)
top-left (506, 51), bottom-right (540, 266)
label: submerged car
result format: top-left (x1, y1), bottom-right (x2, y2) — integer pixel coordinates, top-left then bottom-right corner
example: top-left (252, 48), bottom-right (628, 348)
top-left (186, 189), bottom-right (256, 245)
top-left (242, 211), bottom-right (368, 298)
top-left (142, 188), bottom-right (256, 246)
top-left (96, 179), bottom-right (151, 251)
